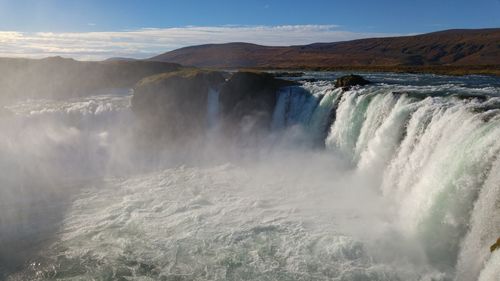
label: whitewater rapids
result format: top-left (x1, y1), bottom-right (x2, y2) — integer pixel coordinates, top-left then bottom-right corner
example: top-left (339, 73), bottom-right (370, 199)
top-left (1, 73), bottom-right (500, 281)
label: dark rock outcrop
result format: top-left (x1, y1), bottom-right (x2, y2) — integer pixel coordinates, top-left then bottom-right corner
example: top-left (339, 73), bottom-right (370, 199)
top-left (131, 70), bottom-right (298, 145)
top-left (490, 238), bottom-right (500, 252)
top-left (334, 74), bottom-right (371, 90)
top-left (219, 72), bottom-right (298, 138)
top-left (131, 69), bottom-right (225, 143)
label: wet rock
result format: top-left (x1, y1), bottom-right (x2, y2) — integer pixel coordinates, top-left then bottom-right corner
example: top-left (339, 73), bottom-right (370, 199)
top-left (334, 74), bottom-right (371, 90)
top-left (451, 93), bottom-right (488, 102)
top-left (131, 70), bottom-right (299, 145)
top-left (219, 71), bottom-right (298, 139)
top-left (490, 237), bottom-right (500, 252)
top-left (132, 69), bottom-right (225, 143)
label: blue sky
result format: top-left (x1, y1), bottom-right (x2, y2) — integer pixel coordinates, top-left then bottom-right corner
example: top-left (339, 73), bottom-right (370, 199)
top-left (0, 0), bottom-right (498, 59)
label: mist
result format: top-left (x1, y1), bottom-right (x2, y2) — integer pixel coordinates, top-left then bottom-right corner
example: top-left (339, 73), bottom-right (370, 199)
top-left (0, 70), bottom-right (499, 281)
top-left (0, 90), bottom-right (418, 278)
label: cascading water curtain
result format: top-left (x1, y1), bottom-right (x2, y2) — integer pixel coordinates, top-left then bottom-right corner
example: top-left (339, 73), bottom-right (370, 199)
top-left (271, 83), bottom-right (500, 279)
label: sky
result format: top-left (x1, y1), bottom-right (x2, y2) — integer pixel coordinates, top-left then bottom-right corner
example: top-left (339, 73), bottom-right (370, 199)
top-left (0, 0), bottom-right (498, 60)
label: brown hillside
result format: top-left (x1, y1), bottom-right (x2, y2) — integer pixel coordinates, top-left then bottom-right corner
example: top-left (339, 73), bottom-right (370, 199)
top-left (150, 29), bottom-right (500, 69)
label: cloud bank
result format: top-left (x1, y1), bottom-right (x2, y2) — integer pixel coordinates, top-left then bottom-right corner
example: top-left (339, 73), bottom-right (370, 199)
top-left (0, 25), bottom-right (396, 60)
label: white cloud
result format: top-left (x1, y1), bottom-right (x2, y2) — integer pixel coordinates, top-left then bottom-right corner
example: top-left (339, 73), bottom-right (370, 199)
top-left (0, 25), bottom-right (397, 60)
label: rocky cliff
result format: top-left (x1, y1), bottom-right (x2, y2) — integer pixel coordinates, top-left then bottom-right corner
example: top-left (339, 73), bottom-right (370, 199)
top-left (132, 69), bottom-right (226, 143)
top-left (131, 70), bottom-right (297, 144)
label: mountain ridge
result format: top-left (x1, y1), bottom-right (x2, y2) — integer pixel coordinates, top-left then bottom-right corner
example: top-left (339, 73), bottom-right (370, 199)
top-left (149, 28), bottom-right (500, 69)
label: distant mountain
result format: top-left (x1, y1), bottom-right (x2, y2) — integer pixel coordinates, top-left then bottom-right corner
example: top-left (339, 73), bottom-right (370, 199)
top-left (150, 29), bottom-right (500, 68)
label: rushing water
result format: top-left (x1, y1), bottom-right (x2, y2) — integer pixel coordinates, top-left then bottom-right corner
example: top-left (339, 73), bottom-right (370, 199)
top-left (1, 73), bottom-right (500, 280)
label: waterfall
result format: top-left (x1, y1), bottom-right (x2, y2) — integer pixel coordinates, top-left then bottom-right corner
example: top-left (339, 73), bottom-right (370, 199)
top-left (270, 87), bottom-right (291, 130)
top-left (271, 83), bottom-right (500, 279)
top-left (1, 93), bottom-right (136, 180)
top-left (4, 77), bottom-right (500, 280)
top-left (271, 83), bottom-right (338, 146)
top-left (307, 86), bottom-right (342, 146)
top-left (357, 94), bottom-right (418, 184)
top-left (207, 88), bottom-right (219, 129)
top-left (326, 91), bottom-right (500, 276)
top-left (271, 85), bottom-right (321, 131)
top-left (478, 251), bottom-right (500, 281)
top-left (325, 88), bottom-right (375, 161)
top-left (353, 90), bottom-right (399, 160)
top-left (456, 157), bottom-right (500, 281)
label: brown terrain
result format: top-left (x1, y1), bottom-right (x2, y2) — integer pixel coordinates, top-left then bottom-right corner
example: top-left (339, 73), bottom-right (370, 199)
top-left (150, 28), bottom-right (500, 75)
top-left (0, 56), bottom-right (181, 103)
